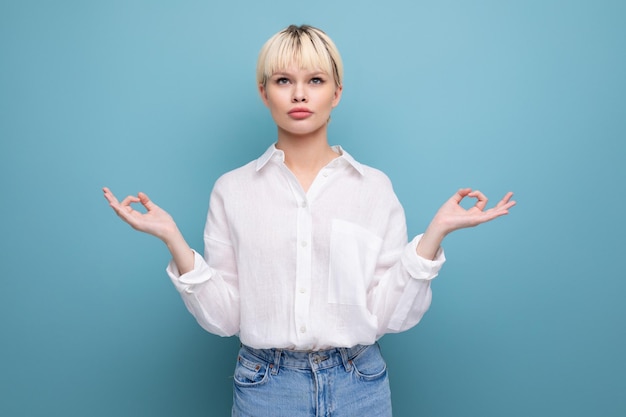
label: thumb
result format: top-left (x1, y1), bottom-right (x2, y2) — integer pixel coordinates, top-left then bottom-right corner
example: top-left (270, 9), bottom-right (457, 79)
top-left (137, 192), bottom-right (156, 210)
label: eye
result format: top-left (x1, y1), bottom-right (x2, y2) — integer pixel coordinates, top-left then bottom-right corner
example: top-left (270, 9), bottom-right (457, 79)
top-left (310, 77), bottom-right (324, 84)
top-left (275, 77), bottom-right (290, 85)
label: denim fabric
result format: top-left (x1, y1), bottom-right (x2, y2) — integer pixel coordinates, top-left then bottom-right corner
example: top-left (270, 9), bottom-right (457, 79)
top-left (232, 343), bottom-right (392, 417)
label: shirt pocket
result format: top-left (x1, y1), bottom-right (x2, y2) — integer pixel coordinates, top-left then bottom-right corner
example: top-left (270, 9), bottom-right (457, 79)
top-left (328, 219), bottom-right (383, 306)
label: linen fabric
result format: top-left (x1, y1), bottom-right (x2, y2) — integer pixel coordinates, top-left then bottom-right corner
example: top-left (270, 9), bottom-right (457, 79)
top-left (166, 144), bottom-right (445, 350)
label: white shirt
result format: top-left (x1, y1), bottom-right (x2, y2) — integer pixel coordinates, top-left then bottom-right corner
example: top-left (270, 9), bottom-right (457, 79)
top-left (167, 145), bottom-right (445, 350)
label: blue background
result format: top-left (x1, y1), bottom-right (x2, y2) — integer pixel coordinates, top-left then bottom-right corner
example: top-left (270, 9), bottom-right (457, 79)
top-left (1, 0), bottom-right (624, 416)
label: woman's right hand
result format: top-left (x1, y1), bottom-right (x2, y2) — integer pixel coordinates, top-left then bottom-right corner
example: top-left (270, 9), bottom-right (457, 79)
top-left (102, 187), bottom-right (179, 242)
top-left (103, 187), bottom-right (195, 274)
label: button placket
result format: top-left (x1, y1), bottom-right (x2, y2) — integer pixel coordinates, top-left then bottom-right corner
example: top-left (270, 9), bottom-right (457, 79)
top-left (294, 193), bottom-right (312, 342)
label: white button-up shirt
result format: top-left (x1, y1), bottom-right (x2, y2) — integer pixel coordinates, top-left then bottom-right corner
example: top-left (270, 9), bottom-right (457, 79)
top-left (167, 145), bottom-right (445, 350)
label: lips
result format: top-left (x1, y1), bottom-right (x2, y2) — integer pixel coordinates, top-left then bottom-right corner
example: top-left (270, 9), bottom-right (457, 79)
top-left (288, 107), bottom-right (313, 120)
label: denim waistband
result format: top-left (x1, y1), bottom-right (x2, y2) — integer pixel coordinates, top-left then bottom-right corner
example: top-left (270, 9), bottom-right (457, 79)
top-left (240, 343), bottom-right (373, 371)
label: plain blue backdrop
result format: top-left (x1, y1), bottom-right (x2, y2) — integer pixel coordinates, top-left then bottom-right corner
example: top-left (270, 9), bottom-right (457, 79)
top-left (1, 0), bottom-right (624, 416)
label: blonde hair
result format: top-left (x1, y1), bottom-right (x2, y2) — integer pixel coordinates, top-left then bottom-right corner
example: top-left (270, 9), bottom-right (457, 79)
top-left (256, 25), bottom-right (343, 87)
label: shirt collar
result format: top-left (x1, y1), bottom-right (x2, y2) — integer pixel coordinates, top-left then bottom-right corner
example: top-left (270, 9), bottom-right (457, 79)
top-left (255, 144), bottom-right (365, 176)
top-left (255, 144), bottom-right (282, 171)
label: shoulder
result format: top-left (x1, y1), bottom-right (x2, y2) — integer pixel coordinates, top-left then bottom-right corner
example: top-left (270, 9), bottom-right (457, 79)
top-left (211, 160), bottom-right (258, 195)
top-left (335, 158), bottom-right (400, 210)
top-left (360, 164), bottom-right (394, 187)
top-left (343, 152), bottom-right (395, 194)
top-left (213, 143), bottom-right (280, 190)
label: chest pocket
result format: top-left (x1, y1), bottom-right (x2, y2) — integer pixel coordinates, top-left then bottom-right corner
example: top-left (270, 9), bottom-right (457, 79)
top-left (328, 219), bottom-right (383, 306)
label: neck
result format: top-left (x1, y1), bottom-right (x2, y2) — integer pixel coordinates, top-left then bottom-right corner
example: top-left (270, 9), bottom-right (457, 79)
top-left (276, 126), bottom-right (336, 170)
top-left (275, 126), bottom-right (339, 191)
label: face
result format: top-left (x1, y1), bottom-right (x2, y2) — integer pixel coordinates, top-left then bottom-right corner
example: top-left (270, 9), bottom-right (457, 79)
top-left (258, 66), bottom-right (342, 138)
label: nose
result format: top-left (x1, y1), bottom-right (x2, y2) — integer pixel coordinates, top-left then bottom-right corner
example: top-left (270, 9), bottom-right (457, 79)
top-left (292, 84), bottom-right (307, 103)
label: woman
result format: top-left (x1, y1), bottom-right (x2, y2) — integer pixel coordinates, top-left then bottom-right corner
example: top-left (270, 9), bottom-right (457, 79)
top-left (103, 24), bottom-right (515, 417)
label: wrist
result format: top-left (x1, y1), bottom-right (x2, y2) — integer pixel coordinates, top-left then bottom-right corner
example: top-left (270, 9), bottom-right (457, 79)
top-left (162, 228), bottom-right (194, 275)
top-left (161, 225), bottom-right (184, 246)
top-left (416, 224), bottom-right (447, 260)
top-left (423, 221), bottom-right (449, 243)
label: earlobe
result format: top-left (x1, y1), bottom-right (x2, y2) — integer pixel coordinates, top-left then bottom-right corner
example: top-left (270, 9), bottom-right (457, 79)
top-left (258, 83), bottom-right (269, 107)
top-left (332, 85), bottom-right (343, 108)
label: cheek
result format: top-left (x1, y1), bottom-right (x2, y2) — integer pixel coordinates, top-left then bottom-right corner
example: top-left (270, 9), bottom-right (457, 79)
top-left (327, 89), bottom-right (340, 104)
top-left (267, 91), bottom-right (290, 106)
top-left (265, 95), bottom-right (283, 109)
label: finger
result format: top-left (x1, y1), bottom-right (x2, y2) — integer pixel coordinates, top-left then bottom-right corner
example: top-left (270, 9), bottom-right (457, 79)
top-left (474, 209), bottom-right (507, 225)
top-left (103, 188), bottom-right (143, 227)
top-left (110, 198), bottom-right (142, 225)
top-left (495, 193), bottom-right (516, 210)
top-left (102, 187), bottom-right (120, 205)
top-left (468, 190), bottom-right (488, 211)
top-left (451, 188), bottom-right (472, 203)
top-left (483, 201), bottom-right (515, 220)
top-left (120, 195), bottom-right (141, 207)
top-left (495, 191), bottom-right (514, 207)
top-left (501, 200), bottom-right (516, 211)
top-left (103, 189), bottom-right (133, 217)
top-left (137, 192), bottom-right (156, 211)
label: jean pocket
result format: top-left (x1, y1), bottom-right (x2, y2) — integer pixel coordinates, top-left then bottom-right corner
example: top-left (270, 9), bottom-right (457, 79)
top-left (328, 219), bottom-right (383, 306)
top-left (351, 345), bottom-right (388, 382)
top-left (233, 353), bottom-right (270, 387)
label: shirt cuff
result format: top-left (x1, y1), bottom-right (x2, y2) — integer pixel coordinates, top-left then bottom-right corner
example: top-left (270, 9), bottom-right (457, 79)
top-left (401, 234), bottom-right (446, 280)
top-left (166, 250), bottom-right (214, 293)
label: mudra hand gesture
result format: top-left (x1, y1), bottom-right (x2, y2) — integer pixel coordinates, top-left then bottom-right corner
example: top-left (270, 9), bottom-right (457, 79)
top-left (102, 187), bottom-right (179, 242)
top-left (434, 188), bottom-right (515, 232)
top-left (417, 188), bottom-right (516, 259)
top-left (103, 186), bottom-right (515, 264)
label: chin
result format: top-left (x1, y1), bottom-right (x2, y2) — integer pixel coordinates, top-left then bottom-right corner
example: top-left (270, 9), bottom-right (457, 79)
top-left (280, 122), bottom-right (328, 136)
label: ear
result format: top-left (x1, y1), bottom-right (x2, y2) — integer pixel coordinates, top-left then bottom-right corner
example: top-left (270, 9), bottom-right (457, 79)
top-left (258, 83), bottom-right (270, 107)
top-left (331, 84), bottom-right (343, 108)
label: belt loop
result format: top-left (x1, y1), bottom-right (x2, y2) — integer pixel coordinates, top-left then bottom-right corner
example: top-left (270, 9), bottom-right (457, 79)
top-left (339, 347), bottom-right (353, 372)
top-left (271, 349), bottom-right (281, 375)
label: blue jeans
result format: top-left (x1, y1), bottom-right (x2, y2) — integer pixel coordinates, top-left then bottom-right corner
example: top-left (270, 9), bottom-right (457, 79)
top-left (232, 343), bottom-right (392, 417)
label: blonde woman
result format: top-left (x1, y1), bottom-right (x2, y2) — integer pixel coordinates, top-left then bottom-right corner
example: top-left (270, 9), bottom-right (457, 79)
top-left (104, 24), bottom-right (515, 417)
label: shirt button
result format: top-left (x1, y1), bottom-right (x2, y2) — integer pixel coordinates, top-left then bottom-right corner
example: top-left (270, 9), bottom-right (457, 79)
top-left (322, 171), bottom-right (329, 177)
top-left (300, 201), bottom-right (307, 208)
top-left (299, 288), bottom-right (306, 294)
top-left (300, 326), bottom-right (307, 333)
top-left (301, 241), bottom-right (308, 247)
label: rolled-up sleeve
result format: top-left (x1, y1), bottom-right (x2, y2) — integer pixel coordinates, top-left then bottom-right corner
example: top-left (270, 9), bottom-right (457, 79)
top-left (164, 180), bottom-right (240, 337)
top-left (167, 250), bottom-right (214, 293)
top-left (367, 179), bottom-right (447, 337)
top-left (401, 235), bottom-right (446, 280)
top-left (385, 234), bottom-right (446, 332)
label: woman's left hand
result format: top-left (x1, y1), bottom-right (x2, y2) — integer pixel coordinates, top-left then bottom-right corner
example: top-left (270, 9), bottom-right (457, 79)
top-left (432, 188), bottom-right (516, 234)
top-left (416, 188), bottom-right (516, 259)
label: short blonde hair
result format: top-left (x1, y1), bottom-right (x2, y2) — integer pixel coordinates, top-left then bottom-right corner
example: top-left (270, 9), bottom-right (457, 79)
top-left (256, 25), bottom-right (343, 87)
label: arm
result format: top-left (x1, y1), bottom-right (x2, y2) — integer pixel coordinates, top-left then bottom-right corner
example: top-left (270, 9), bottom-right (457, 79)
top-left (371, 188), bottom-right (514, 334)
top-left (416, 188), bottom-right (516, 260)
top-left (102, 187), bottom-right (194, 274)
top-left (103, 186), bottom-right (240, 336)
top-left (366, 184), bottom-right (445, 334)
